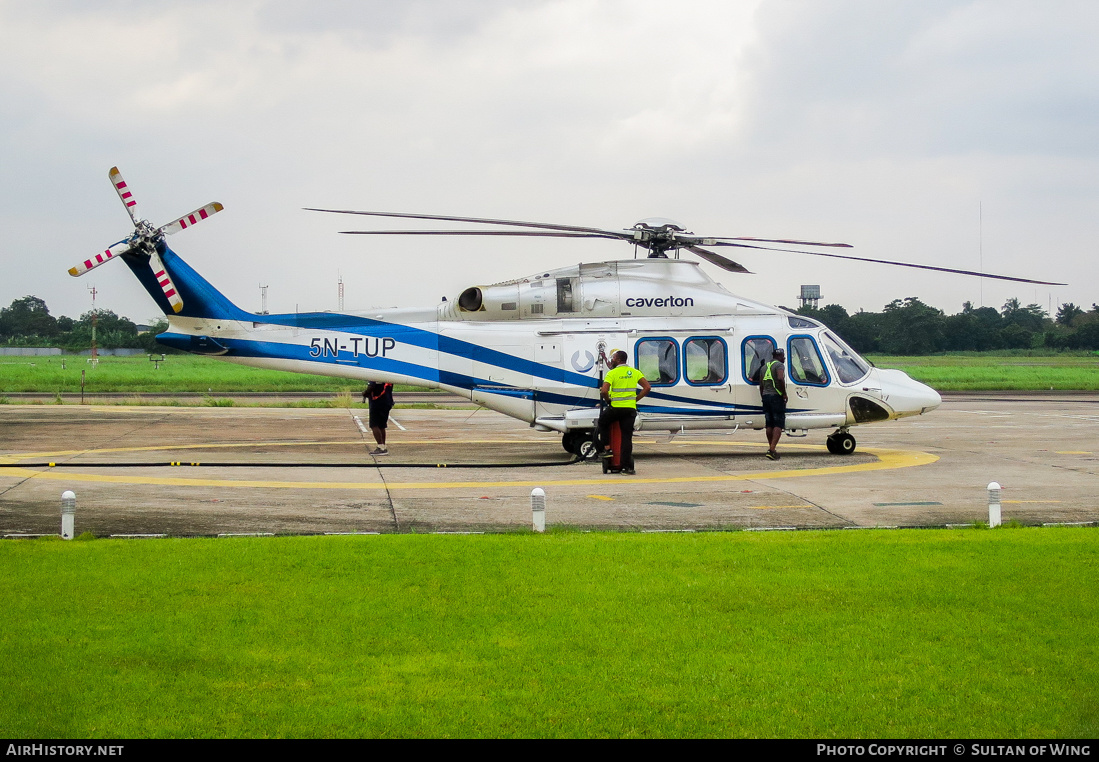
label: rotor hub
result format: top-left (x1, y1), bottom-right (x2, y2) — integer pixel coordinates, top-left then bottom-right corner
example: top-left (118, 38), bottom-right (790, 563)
top-left (631, 218), bottom-right (689, 257)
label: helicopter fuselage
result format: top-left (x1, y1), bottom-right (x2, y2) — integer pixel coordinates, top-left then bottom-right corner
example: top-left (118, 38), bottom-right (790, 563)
top-left (149, 251), bottom-right (942, 454)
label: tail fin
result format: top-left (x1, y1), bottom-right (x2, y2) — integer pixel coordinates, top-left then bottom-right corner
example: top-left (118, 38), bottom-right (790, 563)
top-left (122, 242), bottom-right (253, 321)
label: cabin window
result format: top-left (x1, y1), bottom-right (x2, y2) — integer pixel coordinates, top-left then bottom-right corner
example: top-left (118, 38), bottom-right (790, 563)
top-left (684, 337), bottom-right (727, 385)
top-left (635, 338), bottom-right (679, 386)
top-left (741, 336), bottom-right (776, 385)
top-left (787, 336), bottom-right (829, 386)
top-left (821, 331), bottom-right (870, 384)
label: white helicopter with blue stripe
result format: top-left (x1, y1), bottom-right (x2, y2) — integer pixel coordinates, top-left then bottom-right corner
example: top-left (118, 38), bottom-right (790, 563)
top-left (71, 168), bottom-right (1062, 458)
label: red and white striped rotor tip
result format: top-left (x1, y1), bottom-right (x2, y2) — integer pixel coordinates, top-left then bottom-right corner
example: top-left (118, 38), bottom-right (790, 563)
top-left (68, 241), bottom-right (132, 277)
top-left (159, 202), bottom-right (225, 236)
top-left (149, 250), bottom-right (184, 313)
top-left (109, 166), bottom-right (140, 224)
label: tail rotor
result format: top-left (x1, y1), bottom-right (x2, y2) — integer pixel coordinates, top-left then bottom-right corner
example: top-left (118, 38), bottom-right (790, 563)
top-left (69, 167), bottom-right (224, 313)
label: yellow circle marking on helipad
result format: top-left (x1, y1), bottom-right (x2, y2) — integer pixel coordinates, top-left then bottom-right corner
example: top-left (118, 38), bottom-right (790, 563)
top-left (0, 440), bottom-right (937, 491)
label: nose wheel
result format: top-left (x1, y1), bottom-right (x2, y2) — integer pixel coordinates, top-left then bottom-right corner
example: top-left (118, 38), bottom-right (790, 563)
top-left (826, 431), bottom-right (857, 455)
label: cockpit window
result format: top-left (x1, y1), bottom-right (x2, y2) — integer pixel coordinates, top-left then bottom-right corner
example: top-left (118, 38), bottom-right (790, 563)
top-left (788, 336), bottom-right (829, 386)
top-left (822, 331), bottom-right (870, 384)
top-left (788, 316), bottom-right (818, 329)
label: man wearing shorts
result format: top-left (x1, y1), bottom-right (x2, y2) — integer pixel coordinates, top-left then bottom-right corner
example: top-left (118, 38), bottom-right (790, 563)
top-left (758, 348), bottom-right (787, 461)
top-left (365, 381), bottom-right (394, 456)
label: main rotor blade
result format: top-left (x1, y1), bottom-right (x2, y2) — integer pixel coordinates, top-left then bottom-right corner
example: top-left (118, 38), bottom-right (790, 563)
top-left (339, 230), bottom-right (618, 240)
top-left (69, 241), bottom-right (133, 277)
top-left (711, 241), bottom-right (1066, 285)
top-left (684, 245), bottom-right (752, 274)
top-left (306, 208), bottom-right (628, 239)
top-left (707, 236), bottom-right (852, 248)
top-left (159, 202), bottom-right (224, 236)
top-left (109, 167), bottom-right (140, 226)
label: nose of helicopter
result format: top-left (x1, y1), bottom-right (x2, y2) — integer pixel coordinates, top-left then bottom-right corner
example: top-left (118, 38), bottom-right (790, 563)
top-left (875, 368), bottom-right (942, 418)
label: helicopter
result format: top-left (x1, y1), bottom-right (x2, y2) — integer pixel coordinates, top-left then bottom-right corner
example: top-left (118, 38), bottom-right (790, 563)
top-left (70, 168), bottom-right (1063, 458)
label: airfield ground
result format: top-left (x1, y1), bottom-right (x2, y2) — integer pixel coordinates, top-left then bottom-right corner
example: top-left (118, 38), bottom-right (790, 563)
top-left (1, 393), bottom-right (1097, 537)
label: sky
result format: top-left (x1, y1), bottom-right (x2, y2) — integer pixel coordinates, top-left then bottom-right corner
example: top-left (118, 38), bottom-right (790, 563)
top-left (2, 0), bottom-right (1097, 324)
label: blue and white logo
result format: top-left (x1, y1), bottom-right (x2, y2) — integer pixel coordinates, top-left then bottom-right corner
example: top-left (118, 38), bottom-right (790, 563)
top-left (571, 350), bottom-right (595, 373)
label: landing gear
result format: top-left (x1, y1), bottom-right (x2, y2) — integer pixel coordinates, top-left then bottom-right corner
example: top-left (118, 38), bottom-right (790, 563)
top-left (826, 431), bottom-right (857, 455)
top-left (562, 430), bottom-right (599, 460)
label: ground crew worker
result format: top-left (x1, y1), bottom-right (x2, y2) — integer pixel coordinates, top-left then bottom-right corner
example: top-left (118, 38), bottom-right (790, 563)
top-left (757, 348), bottom-right (787, 460)
top-left (599, 350), bottom-right (651, 475)
top-left (365, 381), bottom-right (394, 456)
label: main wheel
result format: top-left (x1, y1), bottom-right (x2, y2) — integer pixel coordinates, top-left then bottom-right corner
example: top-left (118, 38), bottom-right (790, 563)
top-left (563, 431), bottom-right (599, 459)
top-left (827, 432), bottom-right (856, 455)
top-left (576, 436), bottom-right (599, 460)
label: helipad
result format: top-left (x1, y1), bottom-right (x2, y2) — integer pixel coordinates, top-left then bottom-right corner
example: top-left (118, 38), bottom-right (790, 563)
top-left (1, 394), bottom-right (1097, 535)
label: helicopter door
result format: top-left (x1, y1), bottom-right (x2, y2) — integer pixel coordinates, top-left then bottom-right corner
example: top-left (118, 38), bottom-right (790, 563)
top-left (738, 335), bottom-right (777, 427)
top-left (532, 339), bottom-right (563, 419)
top-left (683, 336), bottom-right (734, 416)
top-left (786, 336), bottom-right (831, 405)
top-left (635, 337), bottom-right (680, 424)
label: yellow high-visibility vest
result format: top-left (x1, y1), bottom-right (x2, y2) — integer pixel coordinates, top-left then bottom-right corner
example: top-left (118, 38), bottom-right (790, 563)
top-left (605, 365), bottom-right (645, 408)
top-left (761, 360), bottom-right (783, 396)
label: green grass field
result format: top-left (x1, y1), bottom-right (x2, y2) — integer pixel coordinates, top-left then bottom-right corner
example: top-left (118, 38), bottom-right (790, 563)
top-left (2, 529), bottom-right (1096, 738)
top-left (0, 354), bottom-right (363, 395)
top-left (867, 352), bottom-right (1099, 391)
top-left (1, 351), bottom-right (1097, 398)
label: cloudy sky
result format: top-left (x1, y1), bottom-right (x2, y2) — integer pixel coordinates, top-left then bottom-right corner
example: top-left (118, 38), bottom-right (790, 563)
top-left (2, 0), bottom-right (1096, 324)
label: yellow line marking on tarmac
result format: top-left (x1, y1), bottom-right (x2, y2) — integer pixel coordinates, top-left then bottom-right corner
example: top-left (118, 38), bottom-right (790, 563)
top-left (0, 439), bottom-right (939, 491)
top-left (750, 505), bottom-right (815, 510)
top-left (1055, 451), bottom-right (1093, 455)
top-left (587, 495), bottom-right (615, 501)
top-left (0, 439), bottom-right (551, 460)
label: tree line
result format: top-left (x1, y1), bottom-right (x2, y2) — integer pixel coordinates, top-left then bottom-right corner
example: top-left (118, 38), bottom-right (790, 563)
top-left (3, 293), bottom-right (1099, 356)
top-left (0, 296), bottom-right (168, 353)
top-left (796, 298), bottom-right (1099, 355)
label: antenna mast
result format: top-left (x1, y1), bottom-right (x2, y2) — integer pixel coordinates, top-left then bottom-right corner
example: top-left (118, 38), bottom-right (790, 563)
top-left (979, 202), bottom-right (984, 307)
top-left (87, 285), bottom-right (98, 363)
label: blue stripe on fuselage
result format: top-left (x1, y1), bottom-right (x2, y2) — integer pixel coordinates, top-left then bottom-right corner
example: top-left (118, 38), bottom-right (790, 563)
top-left (161, 332), bottom-right (754, 414)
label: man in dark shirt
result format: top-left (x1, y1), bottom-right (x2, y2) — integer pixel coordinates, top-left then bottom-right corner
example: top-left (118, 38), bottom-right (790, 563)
top-left (757, 348), bottom-right (787, 461)
top-left (365, 381), bottom-right (394, 456)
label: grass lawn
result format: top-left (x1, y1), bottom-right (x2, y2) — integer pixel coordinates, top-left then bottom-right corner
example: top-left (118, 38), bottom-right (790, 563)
top-left (867, 352), bottom-right (1099, 391)
top-left (0, 354), bottom-right (368, 395)
top-left (1, 351), bottom-right (1097, 399)
top-left (1, 529), bottom-right (1096, 738)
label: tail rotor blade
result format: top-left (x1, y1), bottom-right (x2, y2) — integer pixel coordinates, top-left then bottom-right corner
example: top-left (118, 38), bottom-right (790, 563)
top-left (149, 249), bottom-right (184, 313)
top-left (69, 241), bottom-right (133, 277)
top-left (159, 202), bottom-right (224, 236)
top-left (109, 167), bottom-right (140, 225)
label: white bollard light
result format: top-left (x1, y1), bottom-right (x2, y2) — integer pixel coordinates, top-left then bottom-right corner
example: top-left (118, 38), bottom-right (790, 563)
top-left (987, 482), bottom-right (1002, 528)
top-left (61, 491), bottom-right (76, 540)
top-left (531, 488), bottom-right (546, 533)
